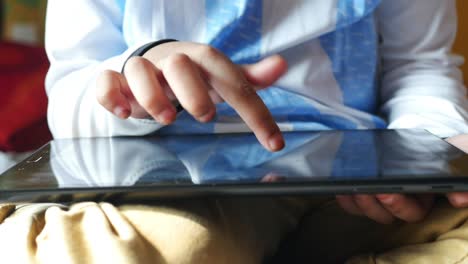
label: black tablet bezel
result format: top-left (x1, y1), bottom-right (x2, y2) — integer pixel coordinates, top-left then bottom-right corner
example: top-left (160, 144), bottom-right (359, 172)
top-left (1, 129), bottom-right (467, 203)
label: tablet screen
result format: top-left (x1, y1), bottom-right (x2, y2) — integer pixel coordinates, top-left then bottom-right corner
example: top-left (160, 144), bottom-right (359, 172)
top-left (1, 129), bottom-right (467, 193)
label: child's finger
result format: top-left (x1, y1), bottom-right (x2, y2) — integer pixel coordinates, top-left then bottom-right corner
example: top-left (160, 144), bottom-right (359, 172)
top-left (193, 47), bottom-right (284, 152)
top-left (157, 54), bottom-right (215, 123)
top-left (353, 194), bottom-right (395, 224)
top-left (124, 56), bottom-right (177, 125)
top-left (240, 55), bottom-right (288, 90)
top-left (376, 194), bottom-right (433, 223)
top-left (445, 134), bottom-right (468, 153)
top-left (96, 70), bottom-right (131, 119)
top-left (447, 193), bottom-right (468, 208)
top-left (336, 195), bottom-right (364, 216)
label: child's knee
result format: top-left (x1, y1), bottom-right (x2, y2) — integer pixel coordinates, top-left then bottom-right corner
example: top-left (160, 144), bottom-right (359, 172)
top-left (119, 203), bottom-right (263, 264)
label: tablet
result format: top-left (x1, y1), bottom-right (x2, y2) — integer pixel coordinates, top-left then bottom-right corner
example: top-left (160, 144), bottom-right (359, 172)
top-left (1, 129), bottom-right (467, 203)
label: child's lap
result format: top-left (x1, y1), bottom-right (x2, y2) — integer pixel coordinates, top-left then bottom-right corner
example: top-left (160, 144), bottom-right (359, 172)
top-left (0, 197), bottom-right (303, 264)
top-left (276, 197), bottom-right (468, 264)
top-left (0, 197), bottom-right (467, 264)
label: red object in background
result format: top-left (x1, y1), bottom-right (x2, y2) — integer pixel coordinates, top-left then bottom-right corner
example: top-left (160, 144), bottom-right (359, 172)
top-left (0, 42), bottom-right (52, 152)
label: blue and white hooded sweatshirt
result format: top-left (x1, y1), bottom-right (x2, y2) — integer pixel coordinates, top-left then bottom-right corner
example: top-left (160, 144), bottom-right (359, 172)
top-left (45, 0), bottom-right (468, 139)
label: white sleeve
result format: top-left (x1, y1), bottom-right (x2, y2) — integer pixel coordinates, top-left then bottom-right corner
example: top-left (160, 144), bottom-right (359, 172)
top-left (45, 0), bottom-right (163, 138)
top-left (377, 0), bottom-right (468, 138)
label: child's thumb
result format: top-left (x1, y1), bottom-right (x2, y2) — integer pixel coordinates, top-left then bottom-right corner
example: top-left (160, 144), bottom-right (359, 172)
top-left (241, 55), bottom-right (288, 90)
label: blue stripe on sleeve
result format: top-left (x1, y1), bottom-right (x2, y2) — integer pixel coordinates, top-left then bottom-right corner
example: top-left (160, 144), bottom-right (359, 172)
top-left (205, 0), bottom-right (263, 64)
top-left (115, 0), bottom-right (126, 14)
top-left (319, 0), bottom-right (387, 128)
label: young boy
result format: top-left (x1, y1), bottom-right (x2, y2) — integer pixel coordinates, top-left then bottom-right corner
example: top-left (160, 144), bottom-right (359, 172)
top-left (1, 0), bottom-right (467, 263)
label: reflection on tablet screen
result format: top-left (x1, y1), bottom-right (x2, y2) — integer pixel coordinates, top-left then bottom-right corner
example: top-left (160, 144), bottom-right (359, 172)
top-left (0, 129), bottom-right (466, 189)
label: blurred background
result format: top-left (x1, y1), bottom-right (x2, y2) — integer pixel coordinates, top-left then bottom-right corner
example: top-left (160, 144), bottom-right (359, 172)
top-left (0, 0), bottom-right (50, 154)
top-left (1, 0), bottom-right (47, 45)
top-left (0, 0), bottom-right (49, 171)
top-left (454, 1), bottom-right (468, 79)
top-left (0, 0), bottom-right (467, 155)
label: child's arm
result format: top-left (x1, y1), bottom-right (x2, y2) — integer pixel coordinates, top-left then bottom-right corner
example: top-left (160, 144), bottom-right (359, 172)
top-left (45, 1), bottom-right (285, 151)
top-left (45, 1), bottom-right (164, 138)
top-left (377, 0), bottom-right (468, 138)
top-left (336, 0), bottom-right (468, 225)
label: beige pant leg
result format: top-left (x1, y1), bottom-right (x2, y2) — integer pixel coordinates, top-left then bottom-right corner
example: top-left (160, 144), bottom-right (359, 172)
top-left (0, 197), bottom-right (308, 264)
top-left (347, 199), bottom-right (468, 264)
top-left (276, 198), bottom-right (468, 264)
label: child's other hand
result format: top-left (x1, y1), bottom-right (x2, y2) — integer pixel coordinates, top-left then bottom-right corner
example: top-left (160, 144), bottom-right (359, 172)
top-left (336, 134), bottom-right (468, 224)
top-left (96, 42), bottom-right (288, 152)
top-left (445, 134), bottom-right (468, 208)
top-left (446, 134), bottom-right (468, 154)
top-left (336, 194), bottom-right (434, 224)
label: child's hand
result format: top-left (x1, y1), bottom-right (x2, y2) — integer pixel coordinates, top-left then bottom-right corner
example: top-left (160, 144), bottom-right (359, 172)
top-left (336, 134), bottom-right (468, 224)
top-left (336, 194), bottom-right (434, 224)
top-left (445, 134), bottom-right (468, 208)
top-left (96, 42), bottom-right (288, 152)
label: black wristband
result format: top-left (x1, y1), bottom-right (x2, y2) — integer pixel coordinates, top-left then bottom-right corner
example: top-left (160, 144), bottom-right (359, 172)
top-left (122, 39), bottom-right (183, 113)
top-left (122, 39), bottom-right (177, 73)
